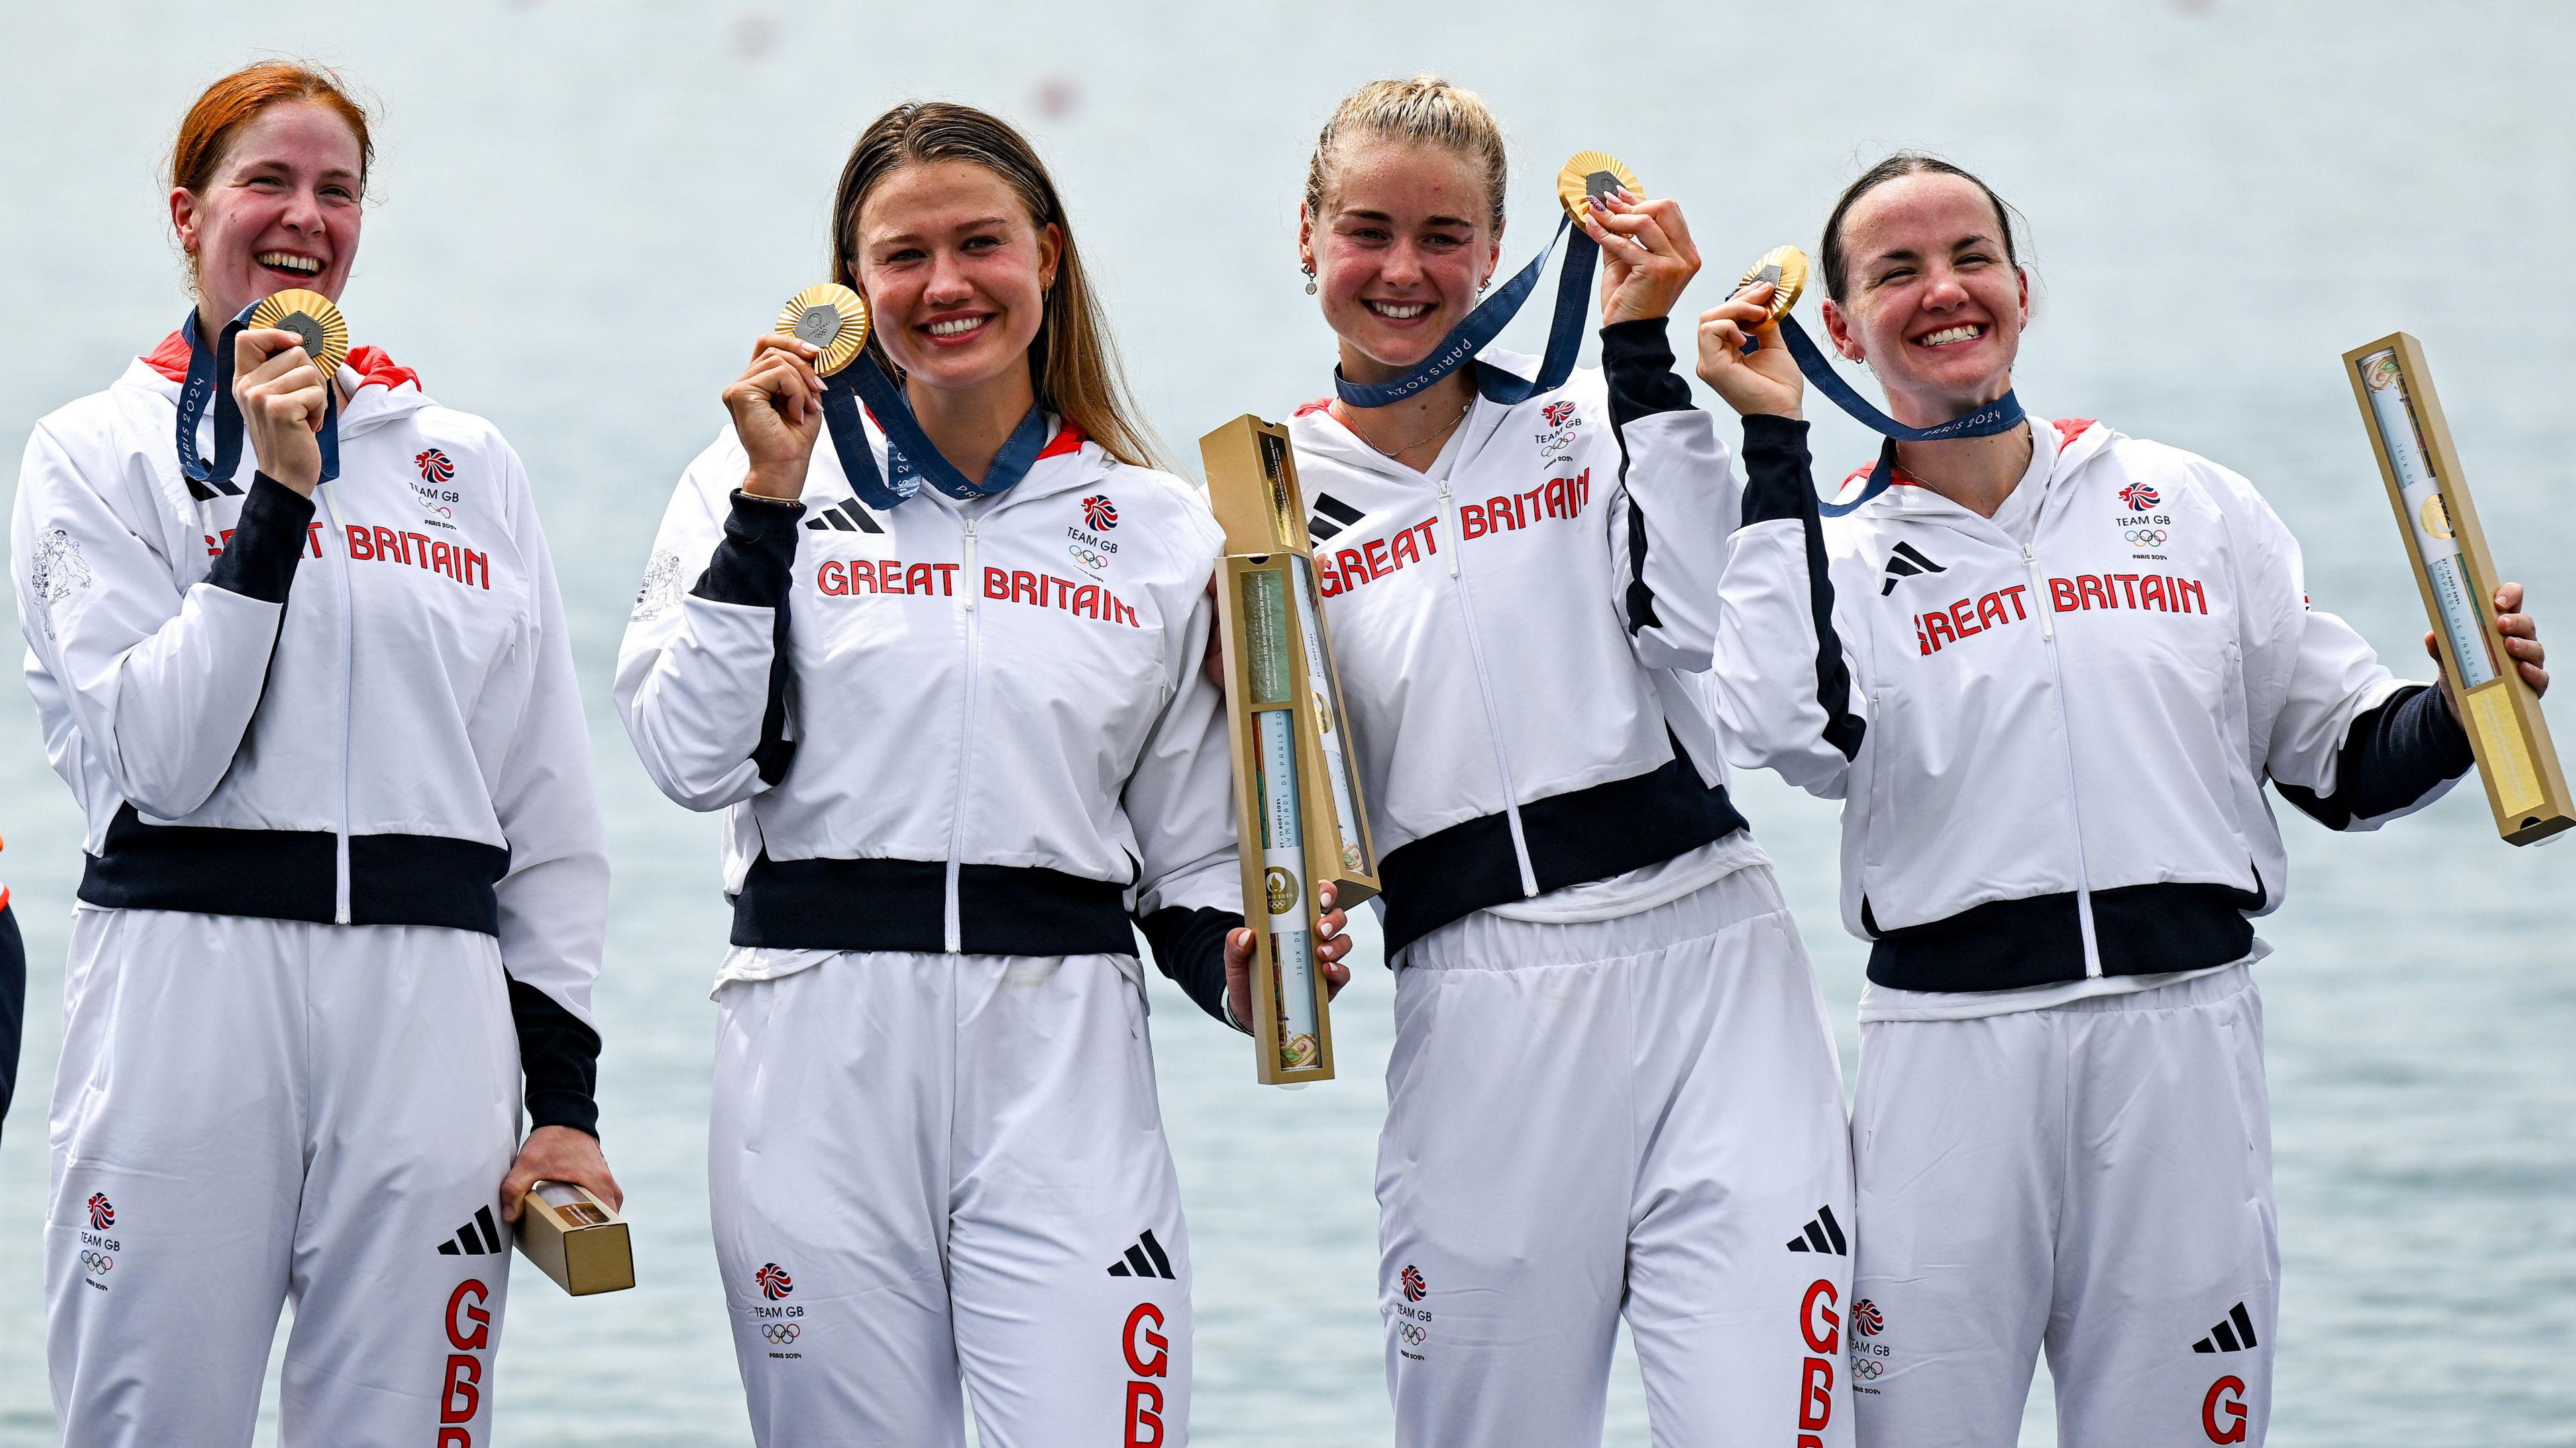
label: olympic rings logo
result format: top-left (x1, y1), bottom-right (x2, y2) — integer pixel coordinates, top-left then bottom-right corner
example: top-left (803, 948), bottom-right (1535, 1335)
top-left (1398, 1323), bottom-right (1426, 1346)
top-left (1853, 1358), bottom-right (1883, 1380)
top-left (1068, 544), bottom-right (1109, 571)
top-left (2125, 528), bottom-right (2167, 547)
top-left (79, 1249), bottom-right (113, 1274)
top-left (762, 1323), bottom-right (800, 1344)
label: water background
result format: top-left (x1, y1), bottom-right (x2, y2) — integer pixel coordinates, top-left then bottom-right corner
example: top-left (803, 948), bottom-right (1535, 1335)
top-left (3, 3), bottom-right (2573, 1442)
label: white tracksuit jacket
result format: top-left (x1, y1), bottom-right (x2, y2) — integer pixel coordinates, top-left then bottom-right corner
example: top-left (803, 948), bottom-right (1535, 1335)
top-left (12, 332), bottom-right (608, 1124)
top-left (1287, 323), bottom-right (1753, 954)
top-left (614, 412), bottom-right (1240, 1003)
top-left (1711, 413), bottom-right (2466, 991)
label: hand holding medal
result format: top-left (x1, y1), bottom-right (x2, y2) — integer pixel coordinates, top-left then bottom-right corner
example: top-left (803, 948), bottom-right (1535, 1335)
top-left (1560, 153), bottom-right (1701, 327)
top-left (230, 289), bottom-right (345, 496)
top-left (1695, 246), bottom-right (1811, 420)
top-left (728, 284), bottom-right (869, 500)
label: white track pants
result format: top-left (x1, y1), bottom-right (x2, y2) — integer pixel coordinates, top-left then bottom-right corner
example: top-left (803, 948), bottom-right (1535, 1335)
top-left (709, 950), bottom-right (1189, 1448)
top-left (46, 906), bottom-right (523, 1448)
top-left (1379, 865), bottom-right (1857, 1448)
top-left (1851, 966), bottom-right (2276, 1448)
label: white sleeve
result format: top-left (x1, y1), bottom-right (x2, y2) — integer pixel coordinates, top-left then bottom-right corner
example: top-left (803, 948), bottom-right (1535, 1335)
top-left (1123, 524), bottom-right (1242, 919)
top-left (1707, 417), bottom-right (1870, 799)
top-left (486, 444), bottom-right (610, 1027)
top-left (13, 420), bottom-right (311, 820)
top-left (2212, 459), bottom-right (2439, 826)
top-left (1598, 322), bottom-right (1746, 673)
top-left (613, 434), bottom-right (792, 813)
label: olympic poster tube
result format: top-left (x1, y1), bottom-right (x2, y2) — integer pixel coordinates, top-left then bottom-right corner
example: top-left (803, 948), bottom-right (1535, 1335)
top-left (1287, 555), bottom-right (1368, 875)
top-left (1255, 710), bottom-right (1323, 1071)
top-left (2359, 349), bottom-right (2496, 687)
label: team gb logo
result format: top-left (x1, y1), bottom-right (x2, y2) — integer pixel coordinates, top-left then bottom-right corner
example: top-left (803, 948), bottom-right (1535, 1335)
top-left (2118, 481), bottom-right (2159, 512)
top-left (1081, 495), bottom-right (1119, 531)
top-left (1543, 400), bottom-right (1576, 428)
top-left (415, 448), bottom-right (455, 484)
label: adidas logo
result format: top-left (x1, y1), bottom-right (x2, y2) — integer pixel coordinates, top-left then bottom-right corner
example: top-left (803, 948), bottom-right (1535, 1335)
top-left (1307, 492), bottom-right (1364, 543)
top-left (1878, 541), bottom-right (1946, 596)
top-left (804, 499), bottom-right (885, 534)
top-left (1785, 1204), bottom-right (1848, 1256)
top-left (1104, 1228), bottom-right (1176, 1280)
top-left (187, 474), bottom-right (246, 503)
top-left (2191, 1302), bottom-right (2260, 1354)
top-left (435, 1205), bottom-right (507, 1257)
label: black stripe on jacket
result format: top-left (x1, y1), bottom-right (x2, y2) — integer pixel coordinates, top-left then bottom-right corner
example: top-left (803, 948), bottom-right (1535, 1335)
top-left (1601, 317), bottom-right (1693, 639)
top-left (694, 490), bottom-right (805, 785)
top-left (1377, 750), bottom-right (1747, 959)
top-left (1861, 879), bottom-right (2265, 991)
top-left (1739, 416), bottom-right (1866, 763)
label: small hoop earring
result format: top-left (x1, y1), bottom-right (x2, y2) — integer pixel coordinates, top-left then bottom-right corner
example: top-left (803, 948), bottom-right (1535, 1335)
top-left (1478, 278), bottom-right (1491, 295)
top-left (1303, 262), bottom-right (1318, 296)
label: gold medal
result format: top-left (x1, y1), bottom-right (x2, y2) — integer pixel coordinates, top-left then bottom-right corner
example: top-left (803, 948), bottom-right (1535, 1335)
top-left (246, 288), bottom-right (350, 375)
top-left (775, 284), bottom-right (870, 376)
top-left (1733, 245), bottom-right (1809, 325)
top-left (1558, 150), bottom-right (1642, 225)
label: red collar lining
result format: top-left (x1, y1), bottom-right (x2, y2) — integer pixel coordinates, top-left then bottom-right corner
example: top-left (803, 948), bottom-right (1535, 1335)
top-left (139, 329), bottom-right (419, 393)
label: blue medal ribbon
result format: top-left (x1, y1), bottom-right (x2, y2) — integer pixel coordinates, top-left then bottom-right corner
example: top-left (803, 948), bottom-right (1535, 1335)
top-left (174, 302), bottom-right (341, 490)
top-left (1750, 313), bottom-right (2024, 515)
top-left (818, 355), bottom-right (1051, 512)
top-left (1332, 215), bottom-right (1600, 409)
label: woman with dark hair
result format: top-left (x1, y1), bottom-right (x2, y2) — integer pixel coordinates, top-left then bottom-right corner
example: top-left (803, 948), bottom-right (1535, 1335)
top-left (1285, 76), bottom-right (1856, 1448)
top-left (1695, 152), bottom-right (2545, 1448)
top-left (616, 101), bottom-right (1346, 1447)
top-left (11, 61), bottom-right (614, 1445)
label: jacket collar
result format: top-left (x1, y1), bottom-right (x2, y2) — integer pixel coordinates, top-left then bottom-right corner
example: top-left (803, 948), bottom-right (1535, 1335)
top-left (129, 328), bottom-right (435, 439)
top-left (1290, 345), bottom-right (1540, 490)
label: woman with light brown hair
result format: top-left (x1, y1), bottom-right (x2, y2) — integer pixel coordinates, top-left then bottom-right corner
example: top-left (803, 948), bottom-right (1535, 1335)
top-left (616, 100), bottom-right (1346, 1447)
top-left (13, 60), bottom-right (613, 1445)
top-left (1284, 76), bottom-right (1856, 1448)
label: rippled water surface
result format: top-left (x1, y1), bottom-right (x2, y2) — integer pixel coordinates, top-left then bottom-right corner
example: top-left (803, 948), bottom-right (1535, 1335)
top-left (2, 3), bottom-right (2572, 1443)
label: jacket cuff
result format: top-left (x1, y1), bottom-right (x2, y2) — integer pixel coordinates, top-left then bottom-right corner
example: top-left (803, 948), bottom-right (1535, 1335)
top-left (203, 474), bottom-right (317, 604)
top-left (1599, 317), bottom-right (1693, 429)
top-left (508, 977), bottom-right (602, 1138)
top-left (1138, 905), bottom-right (1244, 1030)
top-left (1737, 415), bottom-right (1815, 526)
top-left (692, 490), bottom-right (806, 608)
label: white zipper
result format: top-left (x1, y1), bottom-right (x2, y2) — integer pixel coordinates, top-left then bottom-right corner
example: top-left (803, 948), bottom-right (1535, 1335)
top-left (1436, 479), bottom-right (1538, 897)
top-left (314, 484), bottom-right (356, 924)
top-left (945, 514), bottom-right (980, 954)
top-left (2023, 541), bottom-right (2098, 976)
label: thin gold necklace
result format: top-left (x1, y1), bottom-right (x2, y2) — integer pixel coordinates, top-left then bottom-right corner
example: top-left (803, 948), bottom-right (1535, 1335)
top-left (1334, 395), bottom-right (1472, 459)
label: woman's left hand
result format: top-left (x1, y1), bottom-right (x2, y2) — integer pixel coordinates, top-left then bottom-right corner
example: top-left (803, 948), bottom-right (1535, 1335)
top-left (1584, 188), bottom-right (1701, 327)
top-left (1223, 883), bottom-right (1353, 1031)
top-left (499, 1125), bottom-right (623, 1223)
top-left (2430, 582), bottom-right (2546, 718)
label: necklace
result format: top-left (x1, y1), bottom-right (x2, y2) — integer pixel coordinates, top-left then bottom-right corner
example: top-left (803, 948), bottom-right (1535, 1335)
top-left (1332, 394), bottom-right (1472, 460)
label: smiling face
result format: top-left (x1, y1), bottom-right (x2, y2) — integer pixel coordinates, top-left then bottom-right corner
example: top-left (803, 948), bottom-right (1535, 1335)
top-left (851, 158), bottom-right (1061, 396)
top-left (170, 100), bottom-right (365, 335)
top-left (1820, 171), bottom-right (2030, 425)
top-left (1302, 138), bottom-right (1502, 380)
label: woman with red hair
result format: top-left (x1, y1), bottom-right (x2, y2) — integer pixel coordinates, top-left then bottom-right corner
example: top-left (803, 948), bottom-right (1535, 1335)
top-left (11, 62), bottom-right (614, 1446)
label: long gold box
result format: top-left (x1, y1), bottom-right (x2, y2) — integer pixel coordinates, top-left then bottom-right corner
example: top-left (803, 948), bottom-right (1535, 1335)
top-left (1201, 415), bottom-right (1381, 1084)
top-left (2344, 332), bottom-right (2571, 844)
top-left (515, 1180), bottom-right (635, 1296)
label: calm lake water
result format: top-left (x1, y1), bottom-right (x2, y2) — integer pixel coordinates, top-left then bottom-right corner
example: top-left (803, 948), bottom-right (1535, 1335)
top-left (2, 3), bottom-right (2571, 1443)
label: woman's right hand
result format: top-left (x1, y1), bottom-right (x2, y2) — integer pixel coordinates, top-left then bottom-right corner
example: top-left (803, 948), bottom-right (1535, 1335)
top-left (233, 326), bottom-right (331, 496)
top-left (1694, 284), bottom-right (1805, 421)
top-left (725, 335), bottom-right (828, 500)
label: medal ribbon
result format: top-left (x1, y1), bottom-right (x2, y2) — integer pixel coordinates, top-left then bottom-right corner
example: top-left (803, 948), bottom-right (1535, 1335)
top-left (175, 302), bottom-right (342, 489)
top-left (1752, 315), bottom-right (2025, 516)
top-left (818, 357), bottom-right (1050, 512)
top-left (1332, 215), bottom-right (1599, 410)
